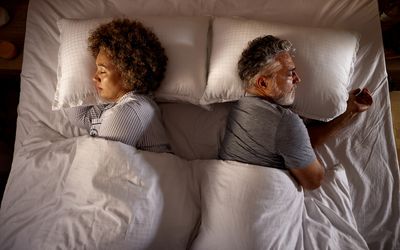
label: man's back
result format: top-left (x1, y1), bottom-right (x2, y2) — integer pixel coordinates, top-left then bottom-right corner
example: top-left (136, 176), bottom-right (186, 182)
top-left (219, 96), bottom-right (315, 170)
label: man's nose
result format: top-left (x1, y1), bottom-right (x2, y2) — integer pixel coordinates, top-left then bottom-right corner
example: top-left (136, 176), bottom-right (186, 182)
top-left (293, 71), bottom-right (301, 84)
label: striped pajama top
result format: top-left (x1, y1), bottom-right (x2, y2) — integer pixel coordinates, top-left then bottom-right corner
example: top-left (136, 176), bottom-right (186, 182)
top-left (66, 92), bottom-right (171, 153)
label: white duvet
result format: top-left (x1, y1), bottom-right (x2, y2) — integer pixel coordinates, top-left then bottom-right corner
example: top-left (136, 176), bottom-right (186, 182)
top-left (0, 125), bottom-right (368, 249)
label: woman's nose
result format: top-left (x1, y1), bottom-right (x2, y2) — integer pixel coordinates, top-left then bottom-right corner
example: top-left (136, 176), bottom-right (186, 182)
top-left (93, 73), bottom-right (100, 83)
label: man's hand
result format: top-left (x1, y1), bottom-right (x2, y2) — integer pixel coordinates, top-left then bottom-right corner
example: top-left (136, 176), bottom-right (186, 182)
top-left (346, 88), bottom-right (373, 116)
top-left (306, 88), bottom-right (373, 147)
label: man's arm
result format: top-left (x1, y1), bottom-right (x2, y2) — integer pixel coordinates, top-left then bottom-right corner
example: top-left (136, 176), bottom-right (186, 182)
top-left (306, 88), bottom-right (373, 147)
top-left (289, 159), bottom-right (324, 190)
top-left (288, 88), bottom-right (372, 190)
top-left (277, 111), bottom-right (325, 190)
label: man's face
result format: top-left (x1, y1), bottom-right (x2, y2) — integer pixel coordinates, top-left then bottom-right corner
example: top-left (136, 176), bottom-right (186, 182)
top-left (270, 52), bottom-right (301, 106)
top-left (92, 48), bottom-right (128, 102)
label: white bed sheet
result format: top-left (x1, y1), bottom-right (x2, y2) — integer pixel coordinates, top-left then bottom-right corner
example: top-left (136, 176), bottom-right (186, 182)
top-left (2, 0), bottom-right (399, 249)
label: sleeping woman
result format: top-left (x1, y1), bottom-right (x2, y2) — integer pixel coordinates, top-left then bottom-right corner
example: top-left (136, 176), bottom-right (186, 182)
top-left (66, 19), bottom-right (171, 153)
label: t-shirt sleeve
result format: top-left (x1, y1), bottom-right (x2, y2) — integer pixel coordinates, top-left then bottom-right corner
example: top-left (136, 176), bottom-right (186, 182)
top-left (275, 111), bottom-right (316, 169)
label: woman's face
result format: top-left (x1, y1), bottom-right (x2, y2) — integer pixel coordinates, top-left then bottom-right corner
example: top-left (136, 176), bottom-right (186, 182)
top-left (93, 48), bottom-right (129, 102)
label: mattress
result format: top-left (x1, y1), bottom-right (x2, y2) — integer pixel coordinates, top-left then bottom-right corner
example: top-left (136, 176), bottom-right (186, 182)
top-left (0, 0), bottom-right (399, 249)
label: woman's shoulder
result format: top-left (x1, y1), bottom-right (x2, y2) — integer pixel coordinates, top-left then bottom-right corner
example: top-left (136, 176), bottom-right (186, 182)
top-left (114, 92), bottom-right (158, 116)
top-left (117, 92), bottom-right (154, 107)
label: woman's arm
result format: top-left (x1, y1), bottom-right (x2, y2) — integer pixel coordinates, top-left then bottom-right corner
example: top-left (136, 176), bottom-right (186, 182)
top-left (97, 103), bottom-right (147, 146)
top-left (65, 105), bottom-right (104, 129)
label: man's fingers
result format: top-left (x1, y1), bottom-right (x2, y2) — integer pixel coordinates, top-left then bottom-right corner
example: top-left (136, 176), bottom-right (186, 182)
top-left (356, 92), bottom-right (373, 105)
top-left (350, 88), bottom-right (361, 96)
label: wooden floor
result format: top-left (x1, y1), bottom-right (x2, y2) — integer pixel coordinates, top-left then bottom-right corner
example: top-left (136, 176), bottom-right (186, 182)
top-left (390, 91), bottom-right (400, 162)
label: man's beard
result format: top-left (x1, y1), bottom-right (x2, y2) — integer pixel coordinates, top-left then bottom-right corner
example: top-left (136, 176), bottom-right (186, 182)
top-left (275, 87), bottom-right (296, 107)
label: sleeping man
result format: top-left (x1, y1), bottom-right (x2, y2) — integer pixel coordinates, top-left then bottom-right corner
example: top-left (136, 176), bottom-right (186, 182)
top-left (218, 35), bottom-right (373, 190)
top-left (66, 19), bottom-right (171, 153)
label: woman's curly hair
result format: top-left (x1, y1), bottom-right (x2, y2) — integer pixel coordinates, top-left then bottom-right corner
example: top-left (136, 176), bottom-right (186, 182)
top-left (238, 35), bottom-right (293, 87)
top-left (88, 18), bottom-right (167, 94)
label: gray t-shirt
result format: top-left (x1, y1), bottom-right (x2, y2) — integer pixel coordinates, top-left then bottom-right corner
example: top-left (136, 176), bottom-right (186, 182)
top-left (219, 96), bottom-right (316, 169)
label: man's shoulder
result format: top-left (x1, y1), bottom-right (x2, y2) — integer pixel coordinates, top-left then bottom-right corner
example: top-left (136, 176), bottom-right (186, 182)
top-left (238, 96), bottom-right (292, 116)
top-left (279, 108), bottom-right (305, 130)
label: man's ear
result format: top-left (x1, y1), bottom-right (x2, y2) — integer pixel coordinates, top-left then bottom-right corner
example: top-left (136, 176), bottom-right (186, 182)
top-left (256, 75), bottom-right (269, 89)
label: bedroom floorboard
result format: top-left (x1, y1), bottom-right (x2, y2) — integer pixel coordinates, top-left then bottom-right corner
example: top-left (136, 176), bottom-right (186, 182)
top-left (390, 91), bottom-right (400, 163)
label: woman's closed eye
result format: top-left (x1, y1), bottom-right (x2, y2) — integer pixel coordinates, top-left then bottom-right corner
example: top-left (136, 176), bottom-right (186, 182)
top-left (96, 65), bottom-right (107, 74)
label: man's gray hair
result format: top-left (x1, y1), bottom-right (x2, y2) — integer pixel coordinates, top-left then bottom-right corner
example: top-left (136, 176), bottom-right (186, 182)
top-left (238, 35), bottom-right (293, 87)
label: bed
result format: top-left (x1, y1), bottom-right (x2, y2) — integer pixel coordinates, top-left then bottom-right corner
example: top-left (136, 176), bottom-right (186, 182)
top-left (0, 0), bottom-right (399, 249)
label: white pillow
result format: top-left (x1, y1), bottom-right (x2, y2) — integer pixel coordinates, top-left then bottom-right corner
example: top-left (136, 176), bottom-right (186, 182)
top-left (201, 17), bottom-right (360, 121)
top-left (53, 16), bottom-right (210, 110)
